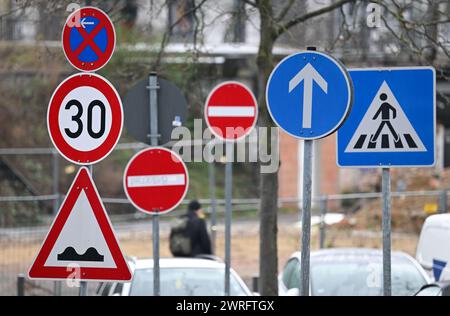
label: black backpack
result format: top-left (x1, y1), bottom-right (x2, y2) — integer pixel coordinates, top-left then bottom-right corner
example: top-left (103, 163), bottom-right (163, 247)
top-left (169, 216), bottom-right (192, 257)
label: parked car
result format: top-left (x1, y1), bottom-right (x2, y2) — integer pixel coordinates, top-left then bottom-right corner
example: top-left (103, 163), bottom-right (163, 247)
top-left (415, 281), bottom-right (450, 296)
top-left (96, 280), bottom-right (124, 296)
top-left (279, 248), bottom-right (430, 296)
top-left (416, 214), bottom-right (450, 282)
top-left (99, 257), bottom-right (253, 296)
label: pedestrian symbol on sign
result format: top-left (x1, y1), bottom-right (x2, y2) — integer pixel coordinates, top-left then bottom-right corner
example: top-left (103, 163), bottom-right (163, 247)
top-left (345, 81), bottom-right (426, 153)
top-left (370, 93), bottom-right (398, 145)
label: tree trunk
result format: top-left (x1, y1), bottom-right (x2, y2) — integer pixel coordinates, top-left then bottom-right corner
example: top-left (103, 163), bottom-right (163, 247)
top-left (256, 0), bottom-right (278, 296)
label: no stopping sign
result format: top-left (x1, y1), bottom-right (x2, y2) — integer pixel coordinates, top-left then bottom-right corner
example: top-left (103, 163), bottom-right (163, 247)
top-left (47, 73), bottom-right (123, 165)
top-left (62, 7), bottom-right (116, 72)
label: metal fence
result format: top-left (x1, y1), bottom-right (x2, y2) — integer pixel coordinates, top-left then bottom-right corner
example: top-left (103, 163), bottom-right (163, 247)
top-left (1, 190), bottom-right (448, 295)
top-left (0, 144), bottom-right (448, 295)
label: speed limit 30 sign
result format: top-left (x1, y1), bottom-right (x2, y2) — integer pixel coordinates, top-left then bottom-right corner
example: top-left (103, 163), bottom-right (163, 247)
top-left (47, 73), bottom-right (123, 165)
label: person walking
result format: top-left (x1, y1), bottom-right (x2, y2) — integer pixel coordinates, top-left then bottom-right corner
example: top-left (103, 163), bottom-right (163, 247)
top-left (169, 200), bottom-right (212, 257)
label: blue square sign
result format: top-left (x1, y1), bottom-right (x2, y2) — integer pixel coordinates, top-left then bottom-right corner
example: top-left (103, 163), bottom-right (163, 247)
top-left (337, 67), bottom-right (435, 168)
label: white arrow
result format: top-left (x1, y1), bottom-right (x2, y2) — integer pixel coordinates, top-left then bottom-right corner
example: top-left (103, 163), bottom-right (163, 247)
top-left (81, 18), bottom-right (95, 29)
top-left (289, 63), bottom-right (328, 129)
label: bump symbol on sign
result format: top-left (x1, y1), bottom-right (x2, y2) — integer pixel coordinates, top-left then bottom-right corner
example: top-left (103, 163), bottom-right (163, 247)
top-left (345, 81), bottom-right (426, 153)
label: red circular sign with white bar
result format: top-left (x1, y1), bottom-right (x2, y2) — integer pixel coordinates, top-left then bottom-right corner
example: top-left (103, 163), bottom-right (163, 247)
top-left (62, 7), bottom-right (116, 72)
top-left (205, 81), bottom-right (258, 141)
top-left (123, 147), bottom-right (189, 215)
top-left (47, 73), bottom-right (123, 165)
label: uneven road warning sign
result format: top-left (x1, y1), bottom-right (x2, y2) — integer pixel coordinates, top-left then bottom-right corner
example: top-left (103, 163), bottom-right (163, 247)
top-left (63, 7), bottom-right (116, 72)
top-left (124, 147), bottom-right (189, 215)
top-left (205, 81), bottom-right (258, 141)
top-left (28, 167), bottom-right (131, 281)
top-left (47, 73), bottom-right (123, 165)
top-left (337, 67), bottom-right (435, 167)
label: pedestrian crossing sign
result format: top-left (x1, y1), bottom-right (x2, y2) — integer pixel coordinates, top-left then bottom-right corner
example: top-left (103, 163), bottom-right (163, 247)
top-left (337, 67), bottom-right (435, 168)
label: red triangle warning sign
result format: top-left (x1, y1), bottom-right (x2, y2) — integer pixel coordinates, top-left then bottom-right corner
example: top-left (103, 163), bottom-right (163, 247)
top-left (28, 167), bottom-right (131, 282)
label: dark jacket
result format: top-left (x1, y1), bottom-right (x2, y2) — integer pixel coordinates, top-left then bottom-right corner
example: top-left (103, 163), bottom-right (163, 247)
top-left (185, 211), bottom-right (212, 256)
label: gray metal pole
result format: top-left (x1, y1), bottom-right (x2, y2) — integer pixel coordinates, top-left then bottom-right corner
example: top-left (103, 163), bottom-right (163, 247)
top-left (439, 190), bottom-right (448, 214)
top-left (17, 274), bottom-right (25, 296)
top-left (209, 162), bottom-right (217, 254)
top-left (148, 73), bottom-right (161, 296)
top-left (300, 139), bottom-right (313, 296)
top-left (382, 168), bottom-right (391, 296)
top-left (319, 196), bottom-right (328, 249)
top-left (79, 281), bottom-right (88, 296)
top-left (299, 45), bottom-right (318, 296)
top-left (52, 152), bottom-right (62, 296)
top-left (224, 141), bottom-right (233, 296)
top-left (152, 214), bottom-right (160, 296)
top-left (78, 164), bottom-right (94, 296)
top-left (52, 151), bottom-right (60, 215)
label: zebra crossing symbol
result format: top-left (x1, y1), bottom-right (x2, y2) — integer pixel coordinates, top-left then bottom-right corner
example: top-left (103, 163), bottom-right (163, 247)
top-left (345, 81), bottom-right (426, 153)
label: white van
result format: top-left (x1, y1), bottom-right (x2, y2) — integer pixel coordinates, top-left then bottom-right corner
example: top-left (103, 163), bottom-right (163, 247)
top-left (416, 214), bottom-right (450, 282)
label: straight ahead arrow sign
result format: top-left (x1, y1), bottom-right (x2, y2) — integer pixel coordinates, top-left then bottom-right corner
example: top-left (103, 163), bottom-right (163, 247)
top-left (289, 63), bottom-right (328, 129)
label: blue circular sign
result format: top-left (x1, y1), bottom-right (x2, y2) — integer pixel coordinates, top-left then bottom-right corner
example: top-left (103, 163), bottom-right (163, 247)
top-left (62, 7), bottom-right (116, 72)
top-left (266, 51), bottom-right (353, 139)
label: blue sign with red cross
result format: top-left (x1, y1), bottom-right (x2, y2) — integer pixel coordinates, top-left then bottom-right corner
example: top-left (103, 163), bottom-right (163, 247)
top-left (63, 7), bottom-right (116, 72)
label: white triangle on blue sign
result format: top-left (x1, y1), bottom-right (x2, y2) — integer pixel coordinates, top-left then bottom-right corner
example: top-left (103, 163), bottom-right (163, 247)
top-left (345, 81), bottom-right (426, 153)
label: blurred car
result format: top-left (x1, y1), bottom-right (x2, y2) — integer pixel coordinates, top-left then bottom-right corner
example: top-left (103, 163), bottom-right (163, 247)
top-left (98, 257), bottom-right (253, 296)
top-left (415, 282), bottom-right (450, 296)
top-left (416, 214), bottom-right (450, 282)
top-left (279, 248), bottom-right (430, 296)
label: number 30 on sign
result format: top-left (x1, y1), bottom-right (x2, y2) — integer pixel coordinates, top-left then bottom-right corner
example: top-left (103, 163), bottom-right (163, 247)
top-left (47, 73), bottom-right (123, 165)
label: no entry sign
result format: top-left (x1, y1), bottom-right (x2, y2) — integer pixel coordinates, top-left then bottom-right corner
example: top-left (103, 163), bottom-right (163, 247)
top-left (205, 81), bottom-right (258, 141)
top-left (47, 73), bottom-right (123, 165)
top-left (63, 7), bottom-right (116, 72)
top-left (124, 147), bottom-right (189, 215)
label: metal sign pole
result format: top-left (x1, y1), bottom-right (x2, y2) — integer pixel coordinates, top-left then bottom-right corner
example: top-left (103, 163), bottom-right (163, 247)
top-left (52, 151), bottom-right (62, 296)
top-left (79, 281), bottom-right (88, 296)
top-left (148, 73), bottom-right (161, 296)
top-left (300, 139), bottom-right (313, 296)
top-left (319, 195), bottom-right (327, 249)
top-left (209, 162), bottom-right (217, 253)
top-left (382, 167), bottom-right (392, 296)
top-left (224, 141), bottom-right (233, 296)
top-left (78, 164), bottom-right (94, 296)
top-left (439, 190), bottom-right (448, 214)
top-left (152, 212), bottom-right (160, 295)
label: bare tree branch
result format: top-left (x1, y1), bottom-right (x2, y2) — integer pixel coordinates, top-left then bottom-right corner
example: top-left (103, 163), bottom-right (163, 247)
top-left (241, 0), bottom-right (257, 8)
top-left (274, 0), bottom-right (355, 39)
top-left (153, 0), bottom-right (209, 69)
top-left (275, 0), bottom-right (295, 22)
top-left (0, 0), bottom-right (32, 19)
top-left (376, 0), bottom-right (449, 62)
top-left (326, 4), bottom-right (350, 52)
